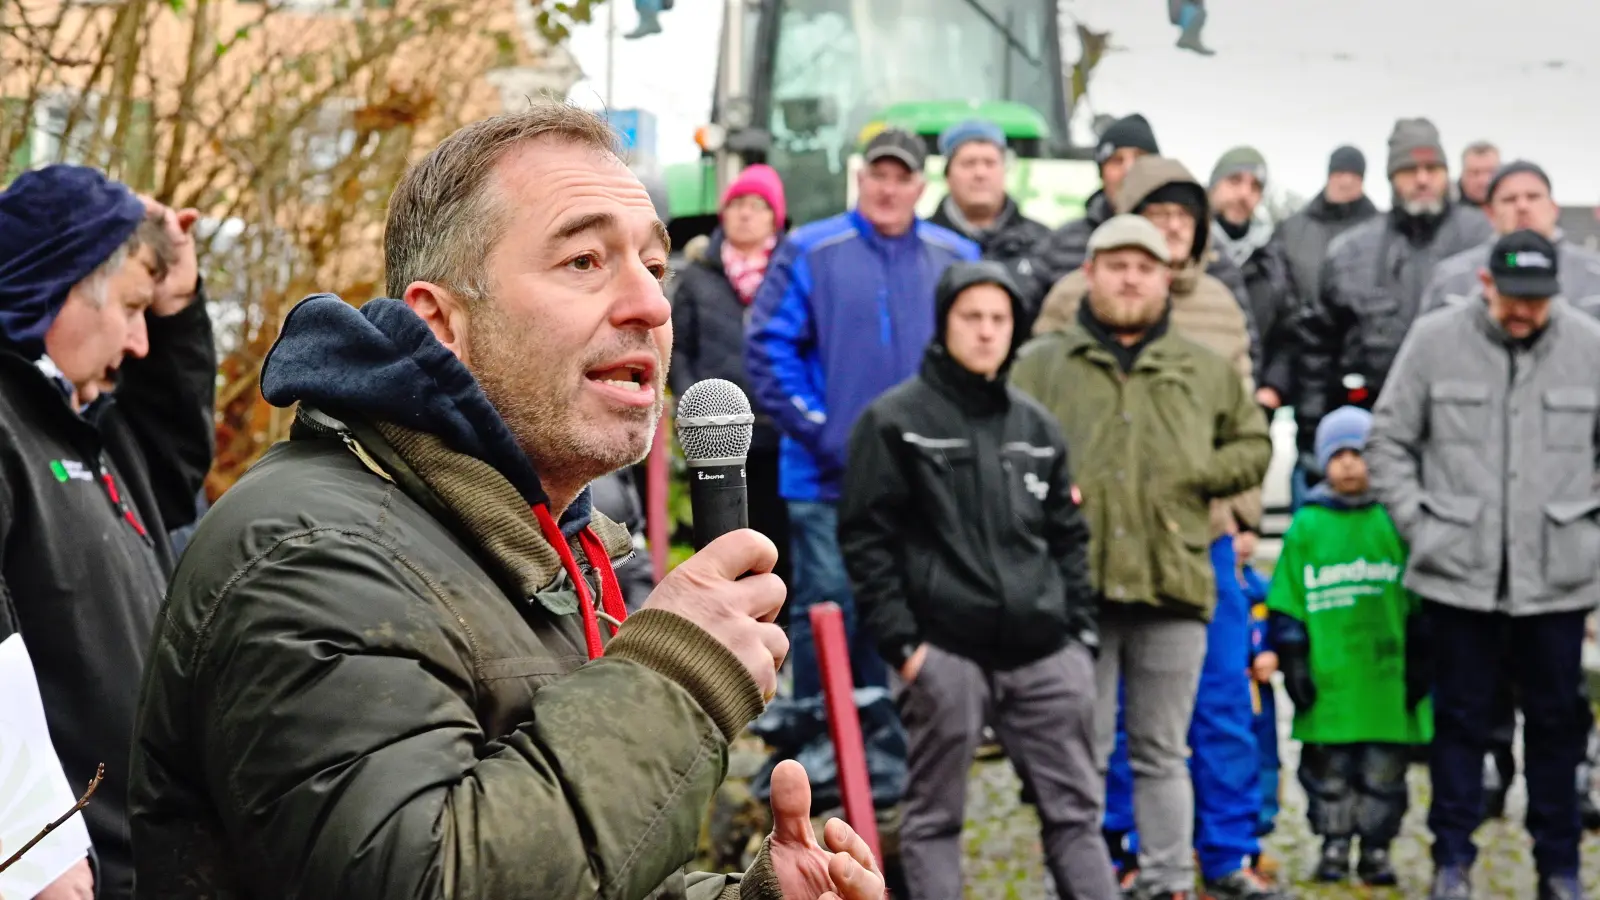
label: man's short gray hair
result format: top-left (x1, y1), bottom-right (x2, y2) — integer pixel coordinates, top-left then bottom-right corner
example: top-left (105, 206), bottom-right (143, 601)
top-left (384, 103), bottom-right (623, 303)
top-left (80, 210), bottom-right (174, 306)
top-left (1463, 140), bottom-right (1499, 159)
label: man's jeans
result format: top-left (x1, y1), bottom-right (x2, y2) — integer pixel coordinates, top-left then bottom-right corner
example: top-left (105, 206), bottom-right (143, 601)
top-left (1093, 604), bottom-right (1208, 893)
top-left (1099, 538), bottom-right (1260, 882)
top-left (786, 500), bottom-right (887, 699)
top-left (1426, 602), bottom-right (1589, 877)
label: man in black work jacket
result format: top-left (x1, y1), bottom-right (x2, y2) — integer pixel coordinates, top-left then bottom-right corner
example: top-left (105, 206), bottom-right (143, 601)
top-left (839, 260), bottom-right (1115, 900)
top-left (0, 165), bottom-right (215, 900)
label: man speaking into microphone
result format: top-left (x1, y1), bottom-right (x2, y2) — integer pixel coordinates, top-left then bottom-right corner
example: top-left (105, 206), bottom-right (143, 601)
top-left (127, 104), bottom-right (884, 900)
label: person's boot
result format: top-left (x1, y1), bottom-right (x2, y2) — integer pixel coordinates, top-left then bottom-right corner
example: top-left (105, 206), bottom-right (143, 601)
top-left (1357, 842), bottom-right (1398, 886)
top-left (1174, 2), bottom-right (1215, 55)
top-left (1430, 865), bottom-right (1473, 900)
top-left (1200, 868), bottom-right (1288, 900)
top-left (1312, 837), bottom-right (1351, 882)
top-left (1537, 872), bottom-right (1584, 900)
top-left (622, 9), bottom-right (662, 39)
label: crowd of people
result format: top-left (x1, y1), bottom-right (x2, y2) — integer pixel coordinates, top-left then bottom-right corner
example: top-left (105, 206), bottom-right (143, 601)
top-left (670, 112), bottom-right (1600, 900)
top-left (3, 99), bottom-right (1600, 900)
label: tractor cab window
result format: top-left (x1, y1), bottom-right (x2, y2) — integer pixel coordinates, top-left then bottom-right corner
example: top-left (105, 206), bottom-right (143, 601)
top-left (765, 0), bottom-right (1062, 225)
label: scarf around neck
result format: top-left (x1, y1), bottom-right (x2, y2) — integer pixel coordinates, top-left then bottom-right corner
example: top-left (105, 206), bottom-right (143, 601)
top-left (722, 235), bottom-right (776, 304)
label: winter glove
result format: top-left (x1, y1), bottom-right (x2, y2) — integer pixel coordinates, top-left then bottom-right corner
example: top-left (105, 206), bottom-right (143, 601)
top-left (1405, 614), bottom-right (1433, 710)
top-left (1280, 651), bottom-right (1317, 712)
top-left (1267, 610), bottom-right (1315, 711)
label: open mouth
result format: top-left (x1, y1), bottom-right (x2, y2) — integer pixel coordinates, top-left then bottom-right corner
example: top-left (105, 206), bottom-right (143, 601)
top-left (585, 357), bottom-right (655, 395)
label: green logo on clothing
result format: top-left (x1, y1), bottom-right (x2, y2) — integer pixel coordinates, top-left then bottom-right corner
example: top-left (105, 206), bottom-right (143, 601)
top-left (49, 459), bottom-right (94, 483)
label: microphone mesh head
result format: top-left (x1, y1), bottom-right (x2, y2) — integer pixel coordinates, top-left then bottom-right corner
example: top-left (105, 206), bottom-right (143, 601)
top-left (676, 378), bottom-right (755, 462)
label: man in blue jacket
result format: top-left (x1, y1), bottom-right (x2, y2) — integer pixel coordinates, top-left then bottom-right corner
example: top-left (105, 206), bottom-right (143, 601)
top-left (747, 127), bottom-right (979, 701)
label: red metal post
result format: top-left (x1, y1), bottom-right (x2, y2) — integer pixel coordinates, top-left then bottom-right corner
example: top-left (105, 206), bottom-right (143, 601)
top-left (647, 419), bottom-right (669, 581)
top-left (808, 601), bottom-right (884, 864)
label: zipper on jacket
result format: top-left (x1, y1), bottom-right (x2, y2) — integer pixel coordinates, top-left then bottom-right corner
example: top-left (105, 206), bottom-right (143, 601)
top-left (877, 286), bottom-right (892, 349)
top-left (972, 425), bottom-right (1008, 617)
top-left (1500, 350), bottom-right (1516, 608)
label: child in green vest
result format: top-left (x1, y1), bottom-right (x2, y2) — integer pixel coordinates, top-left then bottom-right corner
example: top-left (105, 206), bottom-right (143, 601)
top-left (1267, 405), bottom-right (1433, 886)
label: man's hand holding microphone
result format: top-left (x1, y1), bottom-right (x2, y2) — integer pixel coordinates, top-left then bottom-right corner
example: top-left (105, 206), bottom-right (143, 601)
top-left (642, 379), bottom-right (885, 900)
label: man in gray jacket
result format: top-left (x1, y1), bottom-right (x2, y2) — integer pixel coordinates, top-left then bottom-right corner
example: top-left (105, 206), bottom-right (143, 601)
top-left (1294, 118), bottom-right (1493, 486)
top-left (1421, 161), bottom-right (1600, 319)
top-left (1368, 229), bottom-right (1600, 900)
top-left (1419, 158), bottom-right (1600, 824)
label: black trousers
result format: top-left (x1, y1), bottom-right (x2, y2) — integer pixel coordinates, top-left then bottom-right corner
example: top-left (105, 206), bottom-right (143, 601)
top-left (1426, 602), bottom-right (1589, 876)
top-left (1299, 743), bottom-right (1410, 844)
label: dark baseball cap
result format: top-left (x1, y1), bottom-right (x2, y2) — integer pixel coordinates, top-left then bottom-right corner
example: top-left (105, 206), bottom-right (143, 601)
top-left (863, 127), bottom-right (926, 172)
top-left (1489, 230), bottom-right (1560, 299)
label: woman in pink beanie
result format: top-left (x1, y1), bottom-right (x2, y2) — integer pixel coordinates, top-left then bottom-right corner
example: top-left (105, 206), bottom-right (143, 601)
top-left (670, 163), bottom-right (791, 586)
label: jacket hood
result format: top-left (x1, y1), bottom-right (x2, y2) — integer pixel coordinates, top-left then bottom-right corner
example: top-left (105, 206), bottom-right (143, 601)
top-left (261, 294), bottom-right (595, 532)
top-left (1115, 156), bottom-right (1210, 264)
top-left (934, 259), bottom-right (1029, 368)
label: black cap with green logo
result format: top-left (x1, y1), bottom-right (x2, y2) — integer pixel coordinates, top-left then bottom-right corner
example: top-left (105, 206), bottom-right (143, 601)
top-left (1489, 229), bottom-right (1560, 299)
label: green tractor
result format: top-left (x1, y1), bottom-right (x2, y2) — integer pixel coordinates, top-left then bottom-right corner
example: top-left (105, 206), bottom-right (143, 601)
top-left (662, 0), bottom-right (1102, 244)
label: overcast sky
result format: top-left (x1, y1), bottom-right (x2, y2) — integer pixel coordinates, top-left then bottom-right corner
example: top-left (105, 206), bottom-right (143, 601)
top-left (564, 0), bottom-right (1600, 208)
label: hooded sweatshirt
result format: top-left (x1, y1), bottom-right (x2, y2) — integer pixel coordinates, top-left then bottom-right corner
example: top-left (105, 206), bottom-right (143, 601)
top-left (838, 261), bottom-right (1098, 670)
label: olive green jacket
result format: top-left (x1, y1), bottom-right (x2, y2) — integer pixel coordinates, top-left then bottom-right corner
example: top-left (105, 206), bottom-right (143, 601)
top-left (128, 408), bottom-right (781, 900)
top-left (1011, 326), bottom-right (1272, 619)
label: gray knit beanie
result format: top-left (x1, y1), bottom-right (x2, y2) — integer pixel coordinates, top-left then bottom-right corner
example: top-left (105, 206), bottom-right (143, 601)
top-left (1209, 146), bottom-right (1268, 189)
top-left (1387, 117), bottom-right (1446, 177)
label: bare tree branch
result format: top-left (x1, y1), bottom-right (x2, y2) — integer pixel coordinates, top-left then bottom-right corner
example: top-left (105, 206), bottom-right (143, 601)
top-left (0, 763), bottom-right (105, 876)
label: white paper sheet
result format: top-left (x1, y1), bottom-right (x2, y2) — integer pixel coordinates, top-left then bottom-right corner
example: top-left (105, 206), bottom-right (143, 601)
top-left (0, 634), bottom-right (93, 899)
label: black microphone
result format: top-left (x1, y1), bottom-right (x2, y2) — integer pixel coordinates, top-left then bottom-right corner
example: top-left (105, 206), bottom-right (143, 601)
top-left (675, 379), bottom-right (755, 550)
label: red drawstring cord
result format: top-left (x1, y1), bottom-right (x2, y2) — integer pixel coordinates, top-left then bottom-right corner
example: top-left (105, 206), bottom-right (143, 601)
top-left (101, 473), bottom-right (149, 538)
top-left (532, 504), bottom-right (629, 660)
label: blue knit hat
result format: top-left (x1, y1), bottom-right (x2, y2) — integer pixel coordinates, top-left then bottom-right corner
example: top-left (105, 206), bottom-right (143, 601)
top-left (1315, 405), bottom-right (1373, 472)
top-left (937, 119), bottom-right (1006, 160)
top-left (0, 164), bottom-right (147, 358)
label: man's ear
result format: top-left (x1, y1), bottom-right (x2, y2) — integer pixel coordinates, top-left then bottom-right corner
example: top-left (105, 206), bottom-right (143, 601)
top-left (1478, 269), bottom-right (1494, 294)
top-left (403, 281), bottom-right (473, 364)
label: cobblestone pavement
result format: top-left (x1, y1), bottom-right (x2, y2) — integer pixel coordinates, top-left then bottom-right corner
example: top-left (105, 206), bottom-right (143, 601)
top-left (960, 680), bottom-right (1600, 898)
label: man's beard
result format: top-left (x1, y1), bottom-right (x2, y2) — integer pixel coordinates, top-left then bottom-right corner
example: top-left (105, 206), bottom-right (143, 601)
top-left (1091, 294), bottom-right (1163, 335)
top-left (467, 300), bottom-right (662, 496)
top-left (1400, 195), bottom-right (1445, 217)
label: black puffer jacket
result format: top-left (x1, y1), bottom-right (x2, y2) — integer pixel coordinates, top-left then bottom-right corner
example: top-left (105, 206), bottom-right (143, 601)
top-left (669, 229), bottom-right (779, 449)
top-left (838, 261), bottom-right (1097, 672)
top-left (0, 298), bottom-right (215, 900)
top-left (1292, 202), bottom-right (1494, 451)
top-left (928, 194), bottom-right (1050, 327)
top-left (1274, 192), bottom-right (1379, 310)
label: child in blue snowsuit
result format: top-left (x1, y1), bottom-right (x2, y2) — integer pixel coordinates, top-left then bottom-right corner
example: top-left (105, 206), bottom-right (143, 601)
top-left (1241, 546), bottom-right (1282, 842)
top-left (1101, 534), bottom-right (1285, 898)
